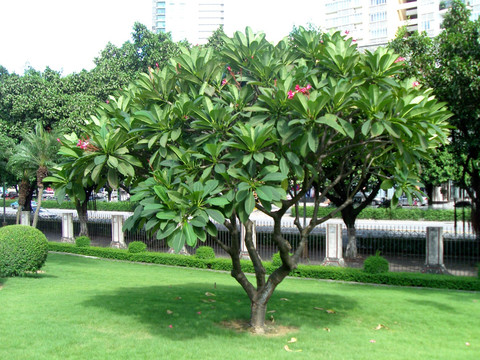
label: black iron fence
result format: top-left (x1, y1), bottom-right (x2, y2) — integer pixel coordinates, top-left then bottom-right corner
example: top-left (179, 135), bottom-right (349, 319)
top-left (4, 212), bottom-right (479, 277)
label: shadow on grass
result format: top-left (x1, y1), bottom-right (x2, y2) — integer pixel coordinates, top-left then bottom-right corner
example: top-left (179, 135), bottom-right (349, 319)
top-left (81, 282), bottom-right (357, 339)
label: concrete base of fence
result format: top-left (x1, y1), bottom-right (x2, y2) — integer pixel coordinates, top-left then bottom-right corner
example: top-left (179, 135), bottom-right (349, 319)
top-left (422, 264), bottom-right (449, 274)
top-left (322, 224), bottom-right (345, 267)
top-left (168, 247), bottom-right (190, 255)
top-left (239, 250), bottom-right (251, 260)
top-left (61, 213), bottom-right (74, 243)
top-left (111, 215), bottom-right (127, 249)
top-left (20, 211), bottom-right (31, 226)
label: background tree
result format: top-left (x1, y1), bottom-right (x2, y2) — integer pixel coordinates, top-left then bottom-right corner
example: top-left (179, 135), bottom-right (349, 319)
top-left (389, 1), bottom-right (480, 231)
top-left (8, 122), bottom-right (60, 227)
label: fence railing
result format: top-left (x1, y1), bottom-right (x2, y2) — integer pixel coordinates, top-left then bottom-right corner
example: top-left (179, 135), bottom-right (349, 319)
top-left (6, 211), bottom-right (479, 277)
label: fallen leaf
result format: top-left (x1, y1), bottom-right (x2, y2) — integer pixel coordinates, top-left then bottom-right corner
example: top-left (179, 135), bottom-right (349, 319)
top-left (465, 342), bottom-right (470, 346)
top-left (267, 310), bottom-right (276, 313)
top-left (166, 310), bottom-right (173, 315)
top-left (287, 337), bottom-right (297, 343)
top-left (175, 296), bottom-right (182, 300)
top-left (284, 345), bottom-right (302, 352)
top-left (326, 309), bottom-right (336, 314)
top-left (280, 298), bottom-right (290, 301)
top-left (205, 292), bottom-right (216, 297)
top-left (202, 299), bottom-right (216, 303)
top-left (473, 300), bottom-right (478, 303)
top-left (370, 339), bottom-right (376, 343)
top-left (270, 315), bottom-right (275, 323)
top-left (374, 324), bottom-right (389, 330)
top-left (323, 327), bottom-right (330, 332)
top-left (314, 307), bottom-right (324, 311)
top-left (197, 311), bottom-right (202, 315)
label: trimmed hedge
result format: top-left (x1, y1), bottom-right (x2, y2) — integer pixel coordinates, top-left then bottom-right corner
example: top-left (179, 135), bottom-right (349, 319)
top-left (40, 200), bottom-right (136, 212)
top-left (75, 236), bottom-right (91, 247)
top-left (0, 225), bottom-right (49, 277)
top-left (48, 242), bottom-right (480, 291)
top-left (363, 251), bottom-right (389, 274)
top-left (195, 246), bottom-right (215, 259)
top-left (128, 241), bottom-right (147, 253)
top-left (292, 206), bottom-right (470, 222)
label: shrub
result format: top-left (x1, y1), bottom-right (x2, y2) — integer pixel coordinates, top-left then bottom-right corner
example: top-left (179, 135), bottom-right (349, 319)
top-left (195, 246), bottom-right (215, 259)
top-left (75, 236), bottom-right (91, 247)
top-left (128, 241), bottom-right (147, 253)
top-left (364, 251), bottom-right (389, 274)
top-left (271, 252), bottom-right (293, 267)
top-left (0, 225), bottom-right (48, 277)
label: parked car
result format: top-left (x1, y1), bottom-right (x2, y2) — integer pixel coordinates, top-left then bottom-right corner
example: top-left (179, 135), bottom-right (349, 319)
top-left (11, 201), bottom-right (37, 209)
top-left (32, 207), bottom-right (60, 220)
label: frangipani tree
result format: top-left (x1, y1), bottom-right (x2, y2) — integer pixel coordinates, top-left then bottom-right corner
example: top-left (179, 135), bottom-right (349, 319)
top-left (44, 95), bottom-right (144, 236)
top-left (76, 27), bottom-right (450, 333)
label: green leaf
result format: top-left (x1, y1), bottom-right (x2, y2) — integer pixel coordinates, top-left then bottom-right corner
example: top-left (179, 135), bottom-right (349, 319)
top-left (206, 208), bottom-right (225, 224)
top-left (206, 197), bottom-right (230, 206)
top-left (261, 172), bottom-right (286, 182)
top-left (183, 222), bottom-right (197, 246)
top-left (170, 230), bottom-right (185, 253)
top-left (156, 211), bottom-right (178, 220)
top-left (205, 221), bottom-right (218, 237)
top-left (244, 191), bottom-right (256, 214)
top-left (107, 168), bottom-right (119, 189)
top-left (94, 155), bottom-right (107, 166)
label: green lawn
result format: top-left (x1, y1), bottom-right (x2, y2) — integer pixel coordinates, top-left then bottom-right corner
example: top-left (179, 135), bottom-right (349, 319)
top-left (1, 254), bottom-right (479, 360)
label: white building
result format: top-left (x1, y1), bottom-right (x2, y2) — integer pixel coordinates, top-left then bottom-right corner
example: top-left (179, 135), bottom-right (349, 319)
top-left (320, 0), bottom-right (480, 50)
top-left (152, 0), bottom-right (225, 44)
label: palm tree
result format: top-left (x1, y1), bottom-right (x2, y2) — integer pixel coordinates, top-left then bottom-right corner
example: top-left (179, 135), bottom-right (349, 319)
top-left (8, 122), bottom-right (60, 227)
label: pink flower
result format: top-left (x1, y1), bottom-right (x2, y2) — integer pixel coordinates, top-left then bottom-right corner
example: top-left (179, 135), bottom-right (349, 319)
top-left (394, 57), bottom-right (405, 63)
top-left (345, 30), bottom-right (350, 35)
top-left (197, 311), bottom-right (202, 315)
top-left (227, 66), bottom-right (232, 71)
top-left (412, 81), bottom-right (420, 88)
top-left (169, 325), bottom-right (173, 328)
top-left (56, 138), bottom-right (61, 142)
top-left (221, 79), bottom-right (228, 86)
top-left (287, 90), bottom-right (295, 99)
top-left (306, 84), bottom-right (312, 90)
top-left (106, 100), bottom-right (109, 104)
top-left (295, 84), bottom-right (301, 91)
top-left (156, 62), bottom-right (159, 68)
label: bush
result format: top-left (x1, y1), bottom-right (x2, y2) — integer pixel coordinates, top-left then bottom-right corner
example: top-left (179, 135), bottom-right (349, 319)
top-left (364, 251), bottom-right (389, 274)
top-left (0, 225), bottom-right (48, 277)
top-left (75, 236), bottom-right (91, 247)
top-left (128, 241), bottom-right (147, 253)
top-left (271, 252), bottom-right (293, 266)
top-left (195, 246), bottom-right (215, 259)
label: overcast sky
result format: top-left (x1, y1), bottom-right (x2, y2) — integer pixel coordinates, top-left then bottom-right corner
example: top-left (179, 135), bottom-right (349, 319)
top-left (0, 0), bottom-right (322, 76)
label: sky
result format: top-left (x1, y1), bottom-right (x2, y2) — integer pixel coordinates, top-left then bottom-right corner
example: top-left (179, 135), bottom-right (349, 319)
top-left (0, 0), bottom-right (322, 76)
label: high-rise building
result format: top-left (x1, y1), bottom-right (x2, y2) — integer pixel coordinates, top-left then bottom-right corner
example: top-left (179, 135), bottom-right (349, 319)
top-left (152, 0), bottom-right (224, 44)
top-left (320, 0), bottom-right (480, 50)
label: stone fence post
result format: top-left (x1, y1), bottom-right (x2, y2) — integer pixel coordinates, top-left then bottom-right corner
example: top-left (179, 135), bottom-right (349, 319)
top-left (61, 213), bottom-right (74, 243)
top-left (20, 211), bottom-right (31, 226)
top-left (110, 214), bottom-right (127, 249)
top-left (423, 226), bottom-right (448, 274)
top-left (322, 223), bottom-right (345, 267)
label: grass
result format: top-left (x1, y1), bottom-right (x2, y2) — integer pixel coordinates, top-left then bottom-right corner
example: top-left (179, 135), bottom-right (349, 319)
top-left (1, 254), bottom-right (479, 360)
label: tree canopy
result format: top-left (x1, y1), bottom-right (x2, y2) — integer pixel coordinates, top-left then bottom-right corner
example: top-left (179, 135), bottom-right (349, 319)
top-left (51, 26), bottom-right (451, 332)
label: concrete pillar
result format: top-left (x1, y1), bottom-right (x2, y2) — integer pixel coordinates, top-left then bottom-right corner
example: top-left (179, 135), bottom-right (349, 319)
top-left (61, 213), bottom-right (74, 243)
top-left (239, 221), bottom-right (256, 260)
top-left (20, 211), bottom-right (31, 226)
top-left (322, 223), bottom-right (345, 267)
top-left (423, 227), bottom-right (448, 274)
top-left (110, 215), bottom-right (127, 249)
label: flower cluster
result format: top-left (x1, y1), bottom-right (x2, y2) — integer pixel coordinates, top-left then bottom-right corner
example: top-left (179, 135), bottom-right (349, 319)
top-left (412, 81), bottom-right (420, 88)
top-left (76, 137), bottom-right (99, 151)
top-left (394, 56), bottom-right (405, 63)
top-left (288, 84), bottom-right (312, 99)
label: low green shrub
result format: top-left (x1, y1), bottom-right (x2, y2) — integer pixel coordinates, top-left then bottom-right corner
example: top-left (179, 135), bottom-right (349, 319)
top-left (0, 225), bottom-right (48, 277)
top-left (363, 251), bottom-right (389, 274)
top-left (195, 246), bottom-right (215, 259)
top-left (75, 236), bottom-right (91, 248)
top-left (271, 252), bottom-right (293, 266)
top-left (48, 242), bottom-right (480, 292)
top-left (128, 241), bottom-right (147, 253)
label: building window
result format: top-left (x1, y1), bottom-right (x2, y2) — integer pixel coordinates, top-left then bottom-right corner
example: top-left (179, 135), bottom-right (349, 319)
top-left (156, 21), bottom-right (166, 28)
top-left (370, 11), bottom-right (386, 23)
top-left (156, 15), bottom-right (165, 20)
top-left (157, 8), bottom-right (165, 14)
top-left (370, 0), bottom-right (386, 5)
top-left (157, 1), bottom-right (166, 6)
top-left (420, 13), bottom-right (434, 31)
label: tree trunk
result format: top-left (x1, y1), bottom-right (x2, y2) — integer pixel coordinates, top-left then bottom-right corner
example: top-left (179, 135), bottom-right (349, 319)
top-left (341, 204), bottom-right (358, 259)
top-left (345, 225), bottom-right (357, 259)
top-left (76, 199), bottom-right (89, 237)
top-left (32, 186), bottom-right (44, 228)
top-left (250, 301), bottom-right (267, 334)
top-left (425, 183), bottom-right (434, 206)
top-left (16, 179), bottom-right (30, 224)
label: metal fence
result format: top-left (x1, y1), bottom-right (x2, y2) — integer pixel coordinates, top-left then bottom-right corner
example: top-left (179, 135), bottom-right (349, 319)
top-left (4, 212), bottom-right (479, 277)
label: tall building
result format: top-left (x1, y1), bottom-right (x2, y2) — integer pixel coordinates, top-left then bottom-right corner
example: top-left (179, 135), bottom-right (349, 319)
top-left (320, 0), bottom-right (480, 50)
top-left (152, 0), bottom-right (224, 44)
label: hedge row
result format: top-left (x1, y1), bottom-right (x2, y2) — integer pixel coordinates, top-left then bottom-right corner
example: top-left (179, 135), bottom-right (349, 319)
top-left (40, 200), bottom-right (136, 212)
top-left (48, 242), bottom-right (480, 292)
top-left (292, 206), bottom-right (471, 221)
